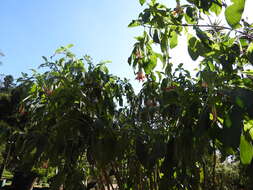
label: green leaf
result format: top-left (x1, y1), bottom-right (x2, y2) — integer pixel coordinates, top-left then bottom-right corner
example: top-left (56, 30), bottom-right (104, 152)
top-left (142, 10), bottom-right (151, 23)
top-left (244, 120), bottom-right (253, 131)
top-left (240, 134), bottom-right (253, 164)
top-left (188, 36), bottom-right (199, 60)
top-left (128, 20), bottom-right (141, 28)
top-left (153, 29), bottom-right (160, 43)
top-left (143, 54), bottom-right (157, 74)
top-left (247, 43), bottom-right (253, 64)
top-left (207, 61), bottom-right (215, 71)
top-left (160, 32), bottom-right (168, 53)
top-left (250, 128), bottom-right (253, 140)
top-left (42, 56), bottom-right (48, 62)
top-left (66, 44), bottom-right (74, 49)
top-left (196, 27), bottom-right (210, 44)
top-left (185, 7), bottom-right (197, 24)
top-left (210, 1), bottom-right (222, 16)
top-left (151, 0), bottom-right (156, 5)
top-left (225, 0), bottom-right (245, 29)
top-left (55, 47), bottom-right (65, 54)
top-left (139, 0), bottom-right (146, 6)
top-left (170, 31), bottom-right (178, 49)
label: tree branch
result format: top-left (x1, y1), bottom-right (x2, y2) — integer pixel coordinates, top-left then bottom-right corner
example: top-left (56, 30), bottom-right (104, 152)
top-left (141, 22), bottom-right (253, 39)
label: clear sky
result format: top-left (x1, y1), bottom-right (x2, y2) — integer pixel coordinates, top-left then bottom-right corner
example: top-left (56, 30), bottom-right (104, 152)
top-left (0, 0), bottom-right (252, 90)
top-left (0, 0), bottom-right (153, 89)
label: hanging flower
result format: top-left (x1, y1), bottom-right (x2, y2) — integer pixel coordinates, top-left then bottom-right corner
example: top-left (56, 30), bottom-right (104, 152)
top-left (135, 71), bottom-right (146, 82)
top-left (164, 85), bottom-right (176, 92)
top-left (135, 50), bottom-right (143, 59)
top-left (172, 6), bottom-right (183, 17)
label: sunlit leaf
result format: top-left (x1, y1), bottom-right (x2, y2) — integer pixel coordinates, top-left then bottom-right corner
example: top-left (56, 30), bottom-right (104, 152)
top-left (225, 0), bottom-right (245, 29)
top-left (240, 134), bottom-right (253, 164)
top-left (170, 31), bottom-right (178, 49)
top-left (128, 20), bottom-right (141, 27)
top-left (210, 1), bottom-right (222, 16)
top-left (66, 44), bottom-right (74, 49)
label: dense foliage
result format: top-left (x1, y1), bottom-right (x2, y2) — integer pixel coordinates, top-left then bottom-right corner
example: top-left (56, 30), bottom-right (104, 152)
top-left (1, 0), bottom-right (253, 190)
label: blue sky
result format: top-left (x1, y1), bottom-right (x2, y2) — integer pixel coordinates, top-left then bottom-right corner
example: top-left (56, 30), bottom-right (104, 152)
top-left (1, 0), bottom-right (252, 89)
top-left (0, 0), bottom-right (157, 88)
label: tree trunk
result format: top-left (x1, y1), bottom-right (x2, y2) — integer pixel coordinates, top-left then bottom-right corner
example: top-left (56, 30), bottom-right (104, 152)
top-left (10, 171), bottom-right (38, 190)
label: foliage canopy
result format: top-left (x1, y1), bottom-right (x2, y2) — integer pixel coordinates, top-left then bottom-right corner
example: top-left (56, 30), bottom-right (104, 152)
top-left (1, 0), bottom-right (253, 189)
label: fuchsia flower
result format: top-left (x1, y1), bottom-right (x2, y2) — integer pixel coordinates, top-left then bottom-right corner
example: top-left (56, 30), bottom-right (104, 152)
top-left (164, 86), bottom-right (176, 91)
top-left (135, 71), bottom-right (146, 82)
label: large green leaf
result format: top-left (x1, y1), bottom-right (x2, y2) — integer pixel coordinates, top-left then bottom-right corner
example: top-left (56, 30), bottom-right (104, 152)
top-left (240, 134), bottom-right (253, 164)
top-left (225, 0), bottom-right (245, 29)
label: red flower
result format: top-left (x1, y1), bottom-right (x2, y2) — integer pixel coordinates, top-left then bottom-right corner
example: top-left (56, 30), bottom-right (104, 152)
top-left (164, 86), bottom-right (176, 92)
top-left (135, 71), bottom-right (146, 82)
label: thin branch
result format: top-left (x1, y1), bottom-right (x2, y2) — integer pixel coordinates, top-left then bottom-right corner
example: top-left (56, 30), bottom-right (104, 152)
top-left (142, 23), bottom-right (253, 39)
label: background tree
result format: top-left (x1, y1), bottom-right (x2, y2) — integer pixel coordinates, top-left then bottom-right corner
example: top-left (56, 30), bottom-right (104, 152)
top-left (127, 0), bottom-right (253, 189)
top-left (8, 46), bottom-right (135, 190)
